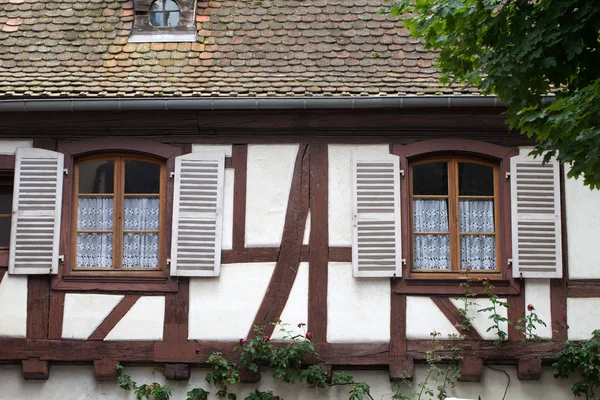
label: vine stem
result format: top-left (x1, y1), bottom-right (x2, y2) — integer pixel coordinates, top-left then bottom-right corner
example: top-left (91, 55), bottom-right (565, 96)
top-left (485, 365), bottom-right (510, 400)
top-left (327, 383), bottom-right (374, 400)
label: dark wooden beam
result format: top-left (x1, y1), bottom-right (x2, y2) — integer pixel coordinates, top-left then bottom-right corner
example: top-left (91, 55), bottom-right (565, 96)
top-left (517, 356), bottom-right (542, 380)
top-left (232, 144), bottom-right (248, 250)
top-left (27, 276), bottom-right (50, 340)
top-left (94, 359), bottom-right (119, 381)
top-left (432, 297), bottom-right (484, 341)
top-left (22, 357), bottom-right (49, 380)
top-left (308, 143), bottom-right (328, 343)
top-left (47, 291), bottom-right (65, 340)
top-left (88, 295), bottom-right (141, 341)
top-left (458, 358), bottom-right (483, 382)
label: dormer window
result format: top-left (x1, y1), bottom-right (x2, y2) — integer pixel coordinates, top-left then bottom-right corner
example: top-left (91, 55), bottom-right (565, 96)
top-left (150, 0), bottom-right (180, 27)
top-left (129, 0), bottom-right (197, 43)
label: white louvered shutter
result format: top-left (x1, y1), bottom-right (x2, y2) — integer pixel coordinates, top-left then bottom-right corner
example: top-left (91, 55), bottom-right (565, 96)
top-left (170, 151), bottom-right (225, 277)
top-left (510, 152), bottom-right (562, 278)
top-left (352, 155), bottom-right (402, 278)
top-left (9, 148), bottom-right (64, 275)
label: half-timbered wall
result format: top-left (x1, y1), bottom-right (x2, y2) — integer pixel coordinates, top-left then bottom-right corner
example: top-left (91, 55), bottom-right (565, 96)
top-left (0, 107), bottom-right (599, 399)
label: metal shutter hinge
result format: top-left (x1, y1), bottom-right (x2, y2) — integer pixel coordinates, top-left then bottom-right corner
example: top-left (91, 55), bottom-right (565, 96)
top-left (58, 255), bottom-right (64, 263)
top-left (400, 169), bottom-right (405, 177)
top-left (401, 258), bottom-right (406, 267)
top-left (166, 258), bottom-right (171, 266)
top-left (508, 258), bottom-right (513, 267)
top-left (169, 172), bottom-right (175, 179)
top-left (63, 169), bottom-right (68, 176)
top-left (505, 172), bottom-right (510, 180)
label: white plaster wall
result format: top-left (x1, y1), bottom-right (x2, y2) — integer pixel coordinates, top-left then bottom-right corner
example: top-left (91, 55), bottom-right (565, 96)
top-left (272, 262), bottom-right (308, 341)
top-left (524, 279), bottom-right (552, 339)
top-left (0, 274), bottom-right (27, 337)
top-left (567, 298), bottom-right (600, 340)
top-left (0, 364), bottom-right (578, 400)
top-left (104, 296), bottom-right (165, 341)
top-left (303, 211), bottom-right (310, 245)
top-left (565, 173), bottom-right (600, 279)
top-left (327, 262), bottom-right (390, 343)
top-left (62, 294), bottom-right (123, 340)
top-left (246, 144), bottom-right (299, 247)
top-left (328, 144), bottom-right (391, 246)
top-left (189, 263), bottom-right (275, 340)
top-left (0, 139), bottom-right (32, 154)
top-left (450, 297), bottom-right (509, 341)
top-left (406, 296), bottom-right (459, 340)
top-left (222, 169), bottom-right (234, 250)
top-left (191, 144), bottom-right (232, 157)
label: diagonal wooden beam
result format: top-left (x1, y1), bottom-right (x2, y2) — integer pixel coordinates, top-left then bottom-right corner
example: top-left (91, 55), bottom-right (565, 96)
top-left (88, 295), bottom-right (141, 341)
top-left (431, 297), bottom-right (484, 340)
top-left (248, 144), bottom-right (310, 338)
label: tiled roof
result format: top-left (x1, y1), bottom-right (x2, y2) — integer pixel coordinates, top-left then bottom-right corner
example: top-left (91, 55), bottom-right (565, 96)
top-left (0, 0), bottom-right (478, 98)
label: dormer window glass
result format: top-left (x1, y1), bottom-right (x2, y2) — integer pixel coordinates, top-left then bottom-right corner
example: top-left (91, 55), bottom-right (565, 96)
top-left (149, 0), bottom-right (180, 27)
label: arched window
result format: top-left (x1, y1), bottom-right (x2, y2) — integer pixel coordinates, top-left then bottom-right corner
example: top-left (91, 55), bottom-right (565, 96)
top-left (149, 0), bottom-right (180, 27)
top-left (410, 156), bottom-right (499, 274)
top-left (73, 154), bottom-right (165, 271)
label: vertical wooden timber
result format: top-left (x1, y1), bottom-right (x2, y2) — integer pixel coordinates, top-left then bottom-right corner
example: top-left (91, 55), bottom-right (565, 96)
top-left (26, 276), bottom-right (50, 339)
top-left (248, 144), bottom-right (310, 338)
top-left (389, 290), bottom-right (411, 381)
top-left (308, 144), bottom-right (328, 343)
top-left (48, 291), bottom-right (65, 339)
top-left (507, 279), bottom-right (525, 341)
top-left (551, 165), bottom-right (569, 342)
top-left (232, 145), bottom-right (248, 250)
top-left (164, 278), bottom-right (190, 341)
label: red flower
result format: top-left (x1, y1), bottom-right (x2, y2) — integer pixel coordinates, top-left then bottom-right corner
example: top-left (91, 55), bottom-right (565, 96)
top-left (306, 331), bottom-right (314, 340)
top-left (527, 304), bottom-right (535, 312)
top-left (482, 278), bottom-right (490, 285)
top-left (239, 338), bottom-right (247, 346)
top-left (263, 335), bottom-right (270, 342)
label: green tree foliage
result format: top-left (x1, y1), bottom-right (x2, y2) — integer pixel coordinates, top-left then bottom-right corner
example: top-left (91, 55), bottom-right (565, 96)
top-left (383, 0), bottom-right (600, 188)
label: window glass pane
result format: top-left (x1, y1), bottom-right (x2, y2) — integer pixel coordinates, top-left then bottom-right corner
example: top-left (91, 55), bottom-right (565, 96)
top-left (0, 182), bottom-right (12, 214)
top-left (123, 233), bottom-right (159, 268)
top-left (76, 233), bottom-right (113, 268)
top-left (124, 196), bottom-right (160, 231)
top-left (0, 216), bottom-right (10, 248)
top-left (125, 160), bottom-right (160, 194)
top-left (460, 235), bottom-right (496, 270)
top-left (150, 0), bottom-right (163, 11)
top-left (166, 11), bottom-right (180, 26)
top-left (459, 162), bottom-right (494, 196)
top-left (149, 12), bottom-right (162, 26)
top-left (412, 162), bottom-right (448, 195)
top-left (459, 199), bottom-right (494, 232)
top-left (78, 160), bottom-right (114, 194)
top-left (413, 234), bottom-right (450, 270)
top-left (413, 198), bottom-right (449, 232)
top-left (165, 0), bottom-right (179, 11)
top-left (77, 197), bottom-right (113, 230)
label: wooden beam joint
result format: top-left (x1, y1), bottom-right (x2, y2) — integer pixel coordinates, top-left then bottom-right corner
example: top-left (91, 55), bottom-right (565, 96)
top-left (517, 356), bottom-right (542, 381)
top-left (239, 366), bottom-right (261, 384)
top-left (457, 357), bottom-right (483, 382)
top-left (94, 359), bottom-right (119, 381)
top-left (389, 355), bottom-right (413, 382)
top-left (164, 363), bottom-right (190, 381)
top-left (22, 357), bottom-right (49, 380)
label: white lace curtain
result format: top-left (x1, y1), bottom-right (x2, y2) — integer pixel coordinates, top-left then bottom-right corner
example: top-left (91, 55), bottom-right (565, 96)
top-left (413, 199), bottom-right (495, 270)
top-left (76, 197), bottom-right (159, 268)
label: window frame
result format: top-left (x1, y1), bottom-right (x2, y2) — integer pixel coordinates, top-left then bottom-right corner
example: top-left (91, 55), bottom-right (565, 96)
top-left (409, 155), bottom-right (501, 278)
top-left (53, 138), bottom-right (181, 292)
top-left (391, 139), bottom-right (520, 296)
top-left (70, 153), bottom-right (167, 275)
top-left (129, 0), bottom-right (197, 43)
top-left (0, 155), bottom-right (14, 267)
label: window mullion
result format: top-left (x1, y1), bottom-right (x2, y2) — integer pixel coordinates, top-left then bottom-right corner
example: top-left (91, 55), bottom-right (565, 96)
top-left (448, 159), bottom-right (460, 272)
top-left (114, 157), bottom-right (124, 270)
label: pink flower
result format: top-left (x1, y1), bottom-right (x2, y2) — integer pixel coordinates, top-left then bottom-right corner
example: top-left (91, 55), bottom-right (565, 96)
top-left (527, 304), bottom-right (535, 312)
top-left (306, 331), bottom-right (314, 340)
top-left (263, 335), bottom-right (270, 342)
top-left (239, 338), bottom-right (247, 346)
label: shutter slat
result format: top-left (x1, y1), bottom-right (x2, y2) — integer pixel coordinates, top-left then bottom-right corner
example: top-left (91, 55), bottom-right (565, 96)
top-left (511, 152), bottom-right (562, 278)
top-left (352, 155), bottom-right (402, 278)
top-left (170, 151), bottom-right (224, 277)
top-left (9, 148), bottom-right (63, 275)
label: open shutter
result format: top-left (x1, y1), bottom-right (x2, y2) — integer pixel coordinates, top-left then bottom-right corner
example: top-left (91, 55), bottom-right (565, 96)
top-left (511, 152), bottom-right (562, 278)
top-left (171, 151), bottom-right (224, 277)
top-left (352, 154), bottom-right (402, 278)
top-left (9, 148), bottom-right (63, 275)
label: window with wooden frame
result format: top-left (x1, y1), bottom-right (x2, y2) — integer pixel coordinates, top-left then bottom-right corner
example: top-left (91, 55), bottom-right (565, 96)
top-left (409, 156), bottom-right (500, 278)
top-left (0, 174), bottom-right (12, 254)
top-left (71, 154), bottom-right (165, 274)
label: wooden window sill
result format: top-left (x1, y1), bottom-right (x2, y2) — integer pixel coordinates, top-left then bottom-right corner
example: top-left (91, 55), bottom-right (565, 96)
top-left (52, 274), bottom-right (178, 292)
top-left (394, 277), bottom-right (521, 296)
top-left (0, 252), bottom-right (7, 267)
